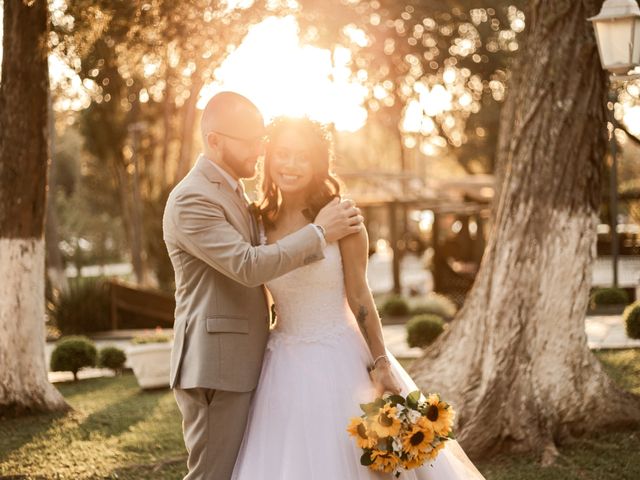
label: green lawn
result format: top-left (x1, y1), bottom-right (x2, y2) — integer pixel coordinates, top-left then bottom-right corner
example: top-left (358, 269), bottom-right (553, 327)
top-left (0, 375), bottom-right (186, 479)
top-left (1, 349), bottom-right (639, 479)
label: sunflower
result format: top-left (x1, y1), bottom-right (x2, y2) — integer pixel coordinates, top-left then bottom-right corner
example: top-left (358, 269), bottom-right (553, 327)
top-left (370, 450), bottom-right (400, 473)
top-left (424, 441), bottom-right (446, 460)
top-left (369, 404), bottom-right (402, 438)
top-left (402, 449), bottom-right (430, 469)
top-left (402, 417), bottom-right (435, 457)
top-left (423, 394), bottom-right (455, 436)
top-left (347, 417), bottom-right (378, 449)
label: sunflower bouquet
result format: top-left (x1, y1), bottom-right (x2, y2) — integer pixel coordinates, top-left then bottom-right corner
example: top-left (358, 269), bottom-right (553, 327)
top-left (347, 390), bottom-right (455, 477)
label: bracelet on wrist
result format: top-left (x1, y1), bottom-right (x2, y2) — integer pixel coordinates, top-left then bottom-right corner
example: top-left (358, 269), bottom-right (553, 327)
top-left (373, 354), bottom-right (390, 367)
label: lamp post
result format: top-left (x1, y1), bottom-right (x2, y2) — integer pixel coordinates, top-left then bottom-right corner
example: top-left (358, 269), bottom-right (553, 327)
top-left (589, 0), bottom-right (640, 78)
top-left (589, 0), bottom-right (640, 288)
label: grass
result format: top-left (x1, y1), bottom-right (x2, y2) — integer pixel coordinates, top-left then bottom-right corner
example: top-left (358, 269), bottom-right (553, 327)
top-left (0, 374), bottom-right (186, 479)
top-left (1, 350), bottom-right (639, 479)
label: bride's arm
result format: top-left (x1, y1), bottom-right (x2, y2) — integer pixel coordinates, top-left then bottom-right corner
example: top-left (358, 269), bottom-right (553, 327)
top-left (339, 226), bottom-right (401, 395)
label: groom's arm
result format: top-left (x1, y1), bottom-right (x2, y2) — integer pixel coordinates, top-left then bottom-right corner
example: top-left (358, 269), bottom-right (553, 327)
top-left (170, 191), bottom-right (325, 288)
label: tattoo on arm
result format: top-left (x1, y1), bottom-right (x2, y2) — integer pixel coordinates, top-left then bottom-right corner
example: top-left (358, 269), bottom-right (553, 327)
top-left (357, 304), bottom-right (370, 345)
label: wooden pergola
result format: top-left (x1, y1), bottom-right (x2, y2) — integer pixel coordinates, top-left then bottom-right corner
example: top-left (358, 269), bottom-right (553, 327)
top-left (338, 169), bottom-right (495, 296)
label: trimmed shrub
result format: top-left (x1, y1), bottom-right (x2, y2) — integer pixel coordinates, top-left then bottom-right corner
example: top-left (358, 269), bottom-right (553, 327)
top-left (98, 347), bottom-right (127, 375)
top-left (410, 293), bottom-right (457, 320)
top-left (590, 288), bottom-right (630, 308)
top-left (53, 278), bottom-right (111, 334)
top-left (624, 302), bottom-right (640, 340)
top-left (381, 295), bottom-right (410, 317)
top-left (50, 336), bottom-right (97, 381)
top-left (406, 314), bottom-right (445, 348)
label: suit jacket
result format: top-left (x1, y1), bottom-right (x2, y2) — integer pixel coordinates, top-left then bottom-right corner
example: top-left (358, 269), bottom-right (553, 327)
top-left (162, 155), bottom-right (325, 391)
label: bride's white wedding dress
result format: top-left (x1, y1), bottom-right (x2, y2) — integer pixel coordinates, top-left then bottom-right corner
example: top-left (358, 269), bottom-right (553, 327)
top-left (231, 241), bottom-right (485, 479)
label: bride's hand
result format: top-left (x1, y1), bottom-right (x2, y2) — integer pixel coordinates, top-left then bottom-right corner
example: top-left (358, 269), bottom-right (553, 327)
top-left (369, 364), bottom-right (402, 396)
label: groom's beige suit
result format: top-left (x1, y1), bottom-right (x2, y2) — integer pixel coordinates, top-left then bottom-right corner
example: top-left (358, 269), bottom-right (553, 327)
top-left (162, 154), bottom-right (326, 479)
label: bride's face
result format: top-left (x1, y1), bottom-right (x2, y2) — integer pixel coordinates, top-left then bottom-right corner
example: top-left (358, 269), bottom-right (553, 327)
top-left (268, 129), bottom-right (314, 194)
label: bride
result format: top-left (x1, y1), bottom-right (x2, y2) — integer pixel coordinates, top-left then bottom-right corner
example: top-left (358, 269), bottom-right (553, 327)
top-left (231, 117), bottom-right (485, 479)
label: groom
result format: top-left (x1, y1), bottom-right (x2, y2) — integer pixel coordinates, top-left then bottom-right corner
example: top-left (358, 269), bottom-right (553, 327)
top-left (162, 91), bottom-right (364, 479)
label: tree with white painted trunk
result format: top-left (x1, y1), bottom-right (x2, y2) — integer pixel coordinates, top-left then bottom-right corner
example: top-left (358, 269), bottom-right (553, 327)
top-left (0, 0), bottom-right (68, 415)
top-left (409, 0), bottom-right (640, 462)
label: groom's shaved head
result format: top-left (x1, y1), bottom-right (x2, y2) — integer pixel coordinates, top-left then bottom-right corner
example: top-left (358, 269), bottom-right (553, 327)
top-left (200, 91), bottom-right (264, 144)
top-left (200, 91), bottom-right (265, 179)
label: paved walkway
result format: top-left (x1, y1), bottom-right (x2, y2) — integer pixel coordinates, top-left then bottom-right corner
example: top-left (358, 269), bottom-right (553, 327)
top-left (382, 315), bottom-right (640, 360)
top-left (366, 254), bottom-right (640, 296)
top-left (47, 316), bottom-right (640, 382)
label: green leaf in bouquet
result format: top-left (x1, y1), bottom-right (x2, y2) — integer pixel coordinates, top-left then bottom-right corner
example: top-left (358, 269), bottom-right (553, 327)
top-left (376, 436), bottom-right (393, 452)
top-left (360, 401), bottom-right (381, 416)
top-left (360, 450), bottom-right (374, 466)
top-left (406, 390), bottom-right (421, 409)
top-left (387, 394), bottom-right (406, 406)
top-left (374, 397), bottom-right (386, 408)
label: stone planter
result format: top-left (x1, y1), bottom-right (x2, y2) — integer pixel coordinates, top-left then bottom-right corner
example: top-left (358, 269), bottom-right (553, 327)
top-left (126, 342), bottom-right (172, 389)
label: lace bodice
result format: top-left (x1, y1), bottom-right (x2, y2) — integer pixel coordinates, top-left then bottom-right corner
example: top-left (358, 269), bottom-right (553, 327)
top-left (265, 242), bottom-right (359, 346)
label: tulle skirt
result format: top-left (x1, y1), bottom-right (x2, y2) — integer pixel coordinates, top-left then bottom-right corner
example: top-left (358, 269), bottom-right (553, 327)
top-left (231, 322), bottom-right (485, 479)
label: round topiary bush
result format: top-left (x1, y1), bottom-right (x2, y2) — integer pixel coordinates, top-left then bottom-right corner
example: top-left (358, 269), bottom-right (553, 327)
top-left (98, 346), bottom-right (127, 375)
top-left (50, 336), bottom-right (97, 381)
top-left (410, 293), bottom-right (458, 320)
top-left (406, 314), bottom-right (445, 348)
top-left (624, 302), bottom-right (640, 340)
top-left (590, 287), bottom-right (629, 308)
top-left (381, 295), bottom-right (410, 317)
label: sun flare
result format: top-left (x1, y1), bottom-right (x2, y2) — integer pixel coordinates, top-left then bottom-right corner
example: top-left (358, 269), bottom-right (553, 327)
top-left (197, 15), bottom-right (368, 132)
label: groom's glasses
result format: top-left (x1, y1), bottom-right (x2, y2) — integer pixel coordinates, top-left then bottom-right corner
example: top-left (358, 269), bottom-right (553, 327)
top-left (211, 130), bottom-right (267, 147)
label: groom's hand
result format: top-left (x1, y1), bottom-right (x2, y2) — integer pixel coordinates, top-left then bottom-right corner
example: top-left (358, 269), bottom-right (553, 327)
top-left (314, 197), bottom-right (363, 243)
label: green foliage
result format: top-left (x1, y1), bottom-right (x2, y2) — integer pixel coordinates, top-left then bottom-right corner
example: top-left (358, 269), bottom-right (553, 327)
top-left (590, 288), bottom-right (630, 307)
top-left (297, 0), bottom-right (526, 173)
top-left (53, 278), bottom-right (111, 334)
top-left (623, 302), bottom-right (640, 340)
top-left (50, 336), bottom-right (97, 381)
top-left (406, 314), bottom-right (445, 348)
top-left (98, 346), bottom-right (127, 374)
top-left (410, 293), bottom-right (457, 319)
top-left (381, 295), bottom-right (410, 317)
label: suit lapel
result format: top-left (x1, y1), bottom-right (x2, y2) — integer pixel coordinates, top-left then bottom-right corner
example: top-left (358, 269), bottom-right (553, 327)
top-left (195, 155), bottom-right (256, 244)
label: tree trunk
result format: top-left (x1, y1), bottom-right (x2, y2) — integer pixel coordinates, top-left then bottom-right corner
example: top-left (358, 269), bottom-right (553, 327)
top-left (46, 87), bottom-right (68, 294)
top-left (175, 74), bottom-right (204, 183)
top-left (410, 0), bottom-right (640, 462)
top-left (0, 0), bottom-right (68, 415)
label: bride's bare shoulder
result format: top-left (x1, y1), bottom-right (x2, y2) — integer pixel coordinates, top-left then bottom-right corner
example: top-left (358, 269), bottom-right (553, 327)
top-left (338, 224), bottom-right (368, 261)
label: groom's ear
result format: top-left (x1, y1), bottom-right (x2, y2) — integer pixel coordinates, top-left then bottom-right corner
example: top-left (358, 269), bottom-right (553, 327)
top-left (205, 132), bottom-right (218, 148)
top-left (205, 132), bottom-right (222, 155)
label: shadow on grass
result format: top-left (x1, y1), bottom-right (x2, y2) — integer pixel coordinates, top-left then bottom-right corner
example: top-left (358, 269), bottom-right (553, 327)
top-left (477, 427), bottom-right (640, 480)
top-left (0, 374), bottom-right (170, 467)
top-left (55, 374), bottom-right (124, 398)
top-left (75, 376), bottom-right (169, 439)
top-left (110, 455), bottom-right (187, 480)
top-left (0, 409), bottom-right (68, 466)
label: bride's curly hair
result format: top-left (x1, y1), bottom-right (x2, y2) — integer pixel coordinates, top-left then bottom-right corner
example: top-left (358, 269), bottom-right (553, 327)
top-left (255, 116), bottom-right (342, 230)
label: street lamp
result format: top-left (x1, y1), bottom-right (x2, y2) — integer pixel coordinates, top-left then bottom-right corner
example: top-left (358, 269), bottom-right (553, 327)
top-left (589, 0), bottom-right (640, 288)
top-left (589, 0), bottom-right (640, 78)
